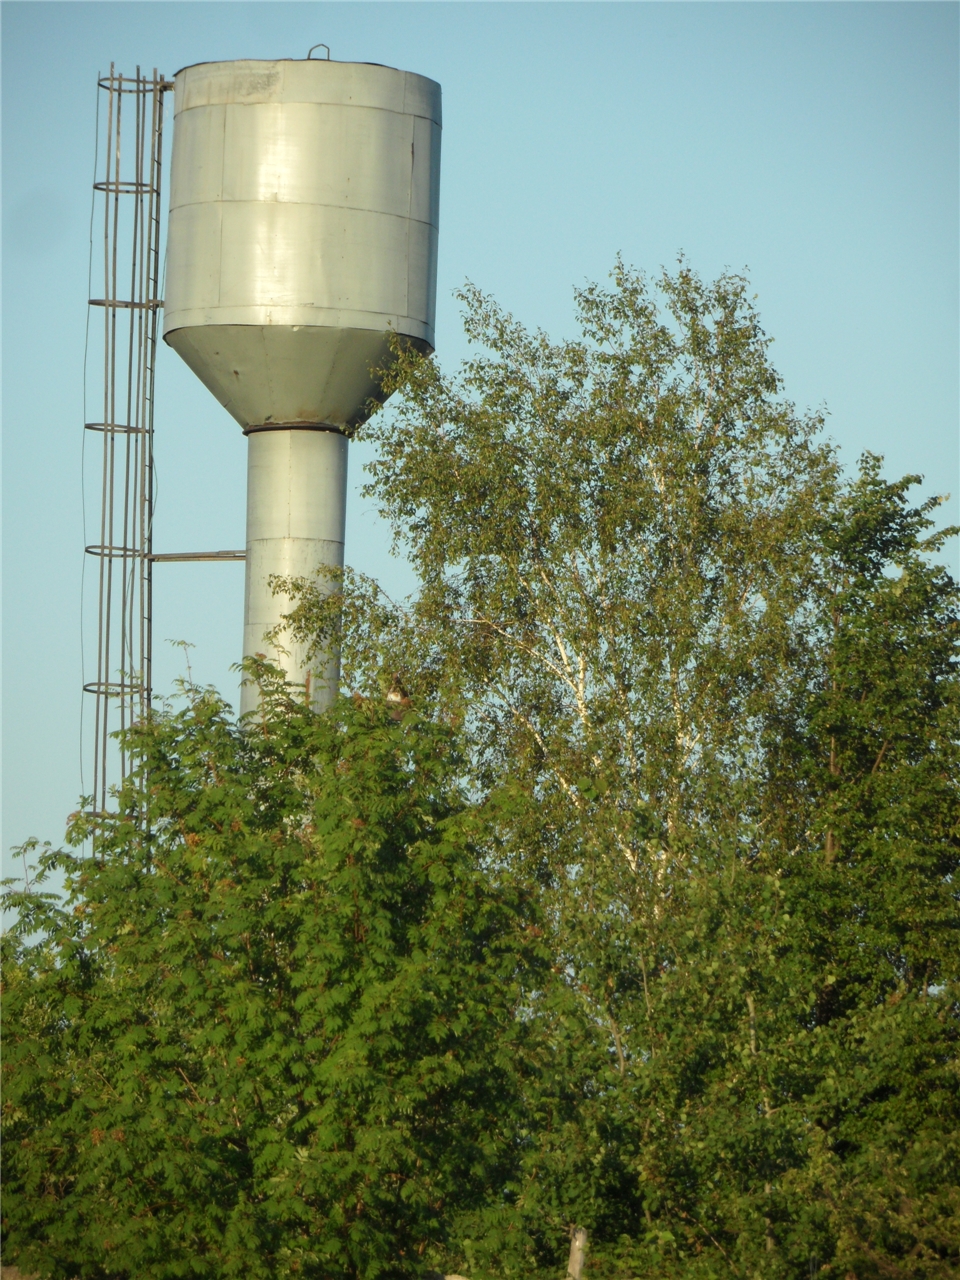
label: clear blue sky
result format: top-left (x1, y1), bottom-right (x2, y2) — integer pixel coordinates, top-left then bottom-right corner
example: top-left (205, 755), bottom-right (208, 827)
top-left (3, 1), bottom-right (958, 872)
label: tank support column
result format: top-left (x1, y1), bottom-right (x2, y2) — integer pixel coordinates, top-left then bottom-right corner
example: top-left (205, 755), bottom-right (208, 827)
top-left (241, 427), bottom-right (348, 716)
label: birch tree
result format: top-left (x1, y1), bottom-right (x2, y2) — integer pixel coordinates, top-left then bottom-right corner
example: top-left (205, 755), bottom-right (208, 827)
top-left (283, 264), bottom-right (959, 1277)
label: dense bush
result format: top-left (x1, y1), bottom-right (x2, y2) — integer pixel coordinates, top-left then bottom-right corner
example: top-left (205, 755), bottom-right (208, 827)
top-left (3, 692), bottom-right (543, 1279)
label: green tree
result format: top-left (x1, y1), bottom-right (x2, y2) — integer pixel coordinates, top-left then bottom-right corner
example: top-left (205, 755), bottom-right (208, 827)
top-left (281, 264), bottom-right (960, 1277)
top-left (2, 683), bottom-right (543, 1279)
top-left (781, 461), bottom-right (960, 1278)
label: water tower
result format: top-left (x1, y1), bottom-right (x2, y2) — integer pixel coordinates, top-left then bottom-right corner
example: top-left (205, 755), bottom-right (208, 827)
top-left (162, 54), bottom-right (441, 713)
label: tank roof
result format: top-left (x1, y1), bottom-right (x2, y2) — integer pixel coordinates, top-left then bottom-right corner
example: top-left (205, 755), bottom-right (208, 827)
top-left (173, 57), bottom-right (400, 78)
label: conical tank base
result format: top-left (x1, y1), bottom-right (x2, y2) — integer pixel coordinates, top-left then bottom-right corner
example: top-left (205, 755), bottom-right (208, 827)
top-left (165, 324), bottom-right (427, 433)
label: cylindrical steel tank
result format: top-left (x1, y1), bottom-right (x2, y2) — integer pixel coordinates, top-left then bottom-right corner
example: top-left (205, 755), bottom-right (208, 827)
top-left (162, 57), bottom-right (441, 713)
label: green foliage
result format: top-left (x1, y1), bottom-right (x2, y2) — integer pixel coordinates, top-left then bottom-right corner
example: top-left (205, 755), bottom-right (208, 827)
top-left (4, 263), bottom-right (958, 1279)
top-left (281, 264), bottom-right (960, 1277)
top-left (3, 690), bottom-right (543, 1279)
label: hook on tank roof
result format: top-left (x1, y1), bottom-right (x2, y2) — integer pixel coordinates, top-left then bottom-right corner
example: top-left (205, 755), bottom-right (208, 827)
top-left (172, 56), bottom-right (395, 77)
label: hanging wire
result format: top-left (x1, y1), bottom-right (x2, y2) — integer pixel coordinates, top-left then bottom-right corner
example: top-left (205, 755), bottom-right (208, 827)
top-left (80, 72), bottom-right (102, 806)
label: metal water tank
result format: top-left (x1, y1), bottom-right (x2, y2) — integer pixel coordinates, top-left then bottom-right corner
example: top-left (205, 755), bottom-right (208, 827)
top-left (162, 57), bottom-right (441, 713)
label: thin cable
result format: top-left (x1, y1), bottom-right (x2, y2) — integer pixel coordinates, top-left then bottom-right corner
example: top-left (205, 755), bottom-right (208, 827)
top-left (155, 99), bottom-right (168, 523)
top-left (79, 73), bottom-right (102, 808)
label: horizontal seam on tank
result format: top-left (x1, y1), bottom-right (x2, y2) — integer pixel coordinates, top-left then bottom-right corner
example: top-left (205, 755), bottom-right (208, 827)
top-left (175, 103), bottom-right (440, 126)
top-left (168, 199), bottom-right (437, 227)
top-left (162, 316), bottom-right (431, 328)
top-left (243, 423), bottom-right (348, 435)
